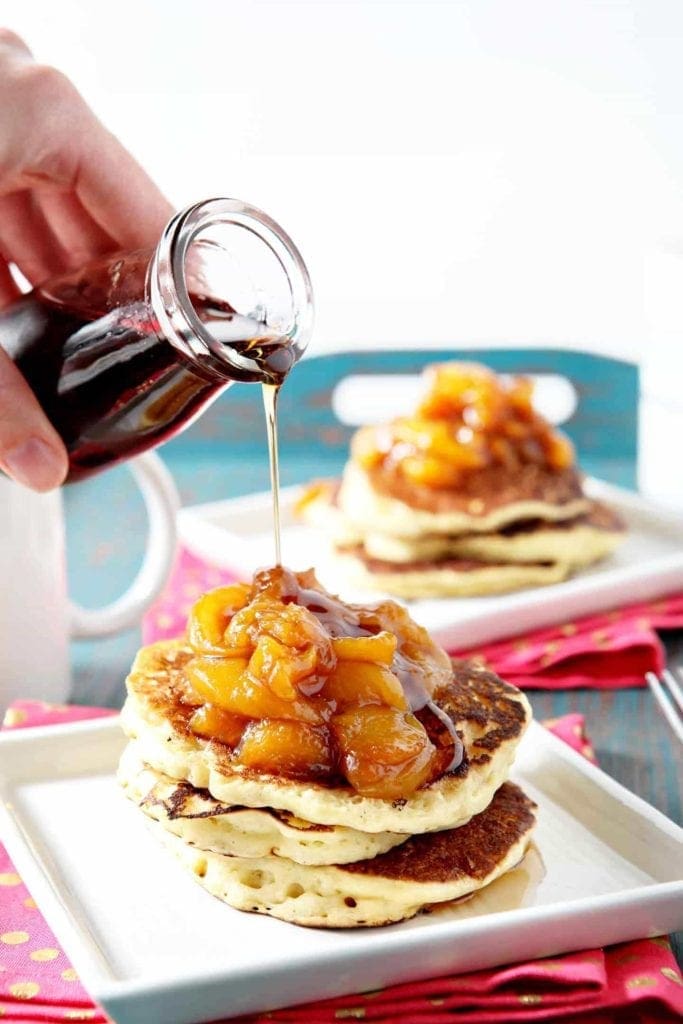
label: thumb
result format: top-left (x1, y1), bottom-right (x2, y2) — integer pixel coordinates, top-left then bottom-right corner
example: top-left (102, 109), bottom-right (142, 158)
top-left (0, 343), bottom-right (68, 490)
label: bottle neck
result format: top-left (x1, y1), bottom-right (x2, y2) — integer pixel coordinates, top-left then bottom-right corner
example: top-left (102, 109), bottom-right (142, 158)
top-left (148, 198), bottom-right (313, 385)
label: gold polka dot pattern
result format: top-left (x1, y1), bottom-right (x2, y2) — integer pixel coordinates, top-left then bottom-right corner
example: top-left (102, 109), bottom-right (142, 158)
top-left (625, 975), bottom-right (657, 989)
top-left (2, 708), bottom-right (27, 727)
top-left (30, 947), bottom-right (60, 961)
top-left (1, 930), bottom-right (29, 945)
top-left (8, 981), bottom-right (40, 999)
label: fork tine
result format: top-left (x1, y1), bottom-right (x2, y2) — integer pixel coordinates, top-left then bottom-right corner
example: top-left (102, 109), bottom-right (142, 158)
top-left (662, 668), bottom-right (683, 714)
top-left (646, 672), bottom-right (683, 743)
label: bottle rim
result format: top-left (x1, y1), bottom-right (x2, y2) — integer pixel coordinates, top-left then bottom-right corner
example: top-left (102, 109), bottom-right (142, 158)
top-left (149, 198), bottom-right (314, 381)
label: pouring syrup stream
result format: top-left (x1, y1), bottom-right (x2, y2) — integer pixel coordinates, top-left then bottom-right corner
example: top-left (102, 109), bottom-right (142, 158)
top-left (262, 383), bottom-right (282, 566)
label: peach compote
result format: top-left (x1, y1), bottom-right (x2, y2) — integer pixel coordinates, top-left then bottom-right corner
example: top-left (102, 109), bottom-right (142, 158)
top-left (184, 567), bottom-right (461, 799)
top-left (352, 362), bottom-right (575, 490)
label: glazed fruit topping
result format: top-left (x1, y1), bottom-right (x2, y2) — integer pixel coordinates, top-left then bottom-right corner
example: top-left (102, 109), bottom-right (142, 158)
top-left (352, 361), bottom-right (575, 489)
top-left (184, 566), bottom-right (461, 798)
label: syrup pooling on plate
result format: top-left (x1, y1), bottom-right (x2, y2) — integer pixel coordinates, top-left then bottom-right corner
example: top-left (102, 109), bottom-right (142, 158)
top-left (185, 567), bottom-right (463, 799)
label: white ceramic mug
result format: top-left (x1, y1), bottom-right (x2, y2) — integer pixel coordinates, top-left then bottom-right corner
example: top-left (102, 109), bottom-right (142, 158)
top-left (0, 452), bottom-right (178, 713)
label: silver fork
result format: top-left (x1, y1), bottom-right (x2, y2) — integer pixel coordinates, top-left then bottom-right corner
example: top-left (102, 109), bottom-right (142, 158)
top-left (646, 667), bottom-right (683, 743)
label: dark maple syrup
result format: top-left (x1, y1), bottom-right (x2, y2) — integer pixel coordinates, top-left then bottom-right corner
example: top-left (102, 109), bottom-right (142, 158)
top-left (0, 289), bottom-right (292, 484)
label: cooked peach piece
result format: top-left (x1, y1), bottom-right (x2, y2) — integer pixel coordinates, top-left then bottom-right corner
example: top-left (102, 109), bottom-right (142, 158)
top-left (352, 427), bottom-right (385, 468)
top-left (417, 363), bottom-right (498, 419)
top-left (256, 602), bottom-right (333, 657)
top-left (223, 599), bottom-right (334, 669)
top-left (331, 631), bottom-right (397, 665)
top-left (187, 656), bottom-right (249, 704)
top-left (508, 375), bottom-right (534, 415)
top-left (236, 720), bottom-right (333, 779)
top-left (331, 705), bottom-right (436, 799)
top-left (322, 661), bottom-right (408, 711)
top-left (248, 635), bottom-right (318, 701)
top-left (186, 657), bottom-right (328, 724)
top-left (401, 454), bottom-right (457, 488)
top-left (188, 584), bottom-right (252, 654)
top-left (189, 704), bottom-right (248, 747)
top-left (220, 602), bottom-right (260, 653)
top-left (294, 481), bottom-right (334, 514)
top-left (544, 430), bottom-right (574, 469)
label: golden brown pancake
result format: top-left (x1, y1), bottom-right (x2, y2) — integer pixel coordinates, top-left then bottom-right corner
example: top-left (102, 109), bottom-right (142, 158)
top-left (150, 781), bottom-right (537, 928)
top-left (357, 501), bottom-right (624, 563)
top-left (121, 644), bottom-right (531, 834)
top-left (330, 547), bottom-right (571, 598)
top-left (300, 477), bottom-right (623, 596)
top-left (367, 460), bottom-right (586, 517)
top-left (336, 462), bottom-right (591, 539)
top-left (118, 746), bottom-right (408, 865)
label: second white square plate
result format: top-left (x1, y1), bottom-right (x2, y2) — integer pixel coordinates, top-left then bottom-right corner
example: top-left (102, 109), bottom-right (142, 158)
top-left (178, 477), bottom-right (683, 649)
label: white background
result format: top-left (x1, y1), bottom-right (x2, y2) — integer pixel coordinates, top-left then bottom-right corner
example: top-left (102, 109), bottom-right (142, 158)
top-left (4, 0), bottom-right (683, 361)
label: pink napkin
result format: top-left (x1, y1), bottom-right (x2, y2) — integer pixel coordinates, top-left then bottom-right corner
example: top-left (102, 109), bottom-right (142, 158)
top-left (142, 547), bottom-right (683, 689)
top-left (2, 704), bottom-right (682, 1023)
top-left (459, 596), bottom-right (683, 689)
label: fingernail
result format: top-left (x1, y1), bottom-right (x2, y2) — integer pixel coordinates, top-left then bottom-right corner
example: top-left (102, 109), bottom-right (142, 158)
top-left (4, 437), bottom-right (67, 490)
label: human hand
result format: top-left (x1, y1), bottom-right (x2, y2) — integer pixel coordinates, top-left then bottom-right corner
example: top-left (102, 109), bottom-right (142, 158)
top-left (0, 29), bottom-right (173, 490)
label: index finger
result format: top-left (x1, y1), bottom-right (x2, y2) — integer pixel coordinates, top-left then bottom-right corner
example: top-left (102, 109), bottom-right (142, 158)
top-left (74, 118), bottom-right (174, 249)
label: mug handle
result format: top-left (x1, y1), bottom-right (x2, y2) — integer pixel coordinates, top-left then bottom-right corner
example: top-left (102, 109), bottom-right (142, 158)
top-left (69, 452), bottom-right (179, 639)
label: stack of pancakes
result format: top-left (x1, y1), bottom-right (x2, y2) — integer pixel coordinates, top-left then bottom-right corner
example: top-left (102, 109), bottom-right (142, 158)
top-left (119, 643), bottom-right (535, 928)
top-left (299, 363), bottom-right (625, 598)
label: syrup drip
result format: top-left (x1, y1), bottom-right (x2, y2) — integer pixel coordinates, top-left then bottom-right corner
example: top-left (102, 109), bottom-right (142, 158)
top-left (425, 699), bottom-right (464, 772)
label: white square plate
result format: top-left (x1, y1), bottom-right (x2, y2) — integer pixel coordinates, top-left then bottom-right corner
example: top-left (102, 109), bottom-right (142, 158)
top-left (0, 718), bottom-right (681, 1024)
top-left (178, 477), bottom-right (683, 649)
